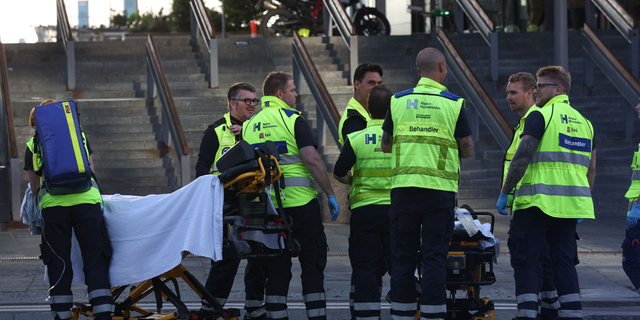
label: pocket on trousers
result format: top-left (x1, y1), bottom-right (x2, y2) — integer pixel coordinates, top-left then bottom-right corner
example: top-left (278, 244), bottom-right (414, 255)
top-left (622, 235), bottom-right (640, 268)
top-left (39, 243), bottom-right (51, 266)
top-left (507, 231), bottom-right (527, 267)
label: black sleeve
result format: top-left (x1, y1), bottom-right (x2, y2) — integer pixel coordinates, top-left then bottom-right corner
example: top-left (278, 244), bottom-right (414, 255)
top-left (86, 137), bottom-right (93, 155)
top-left (381, 108), bottom-right (393, 134)
top-left (454, 107), bottom-right (473, 138)
top-left (195, 127), bottom-right (220, 178)
top-left (24, 147), bottom-right (33, 171)
top-left (294, 117), bottom-right (317, 149)
top-left (341, 117), bottom-right (367, 143)
top-left (333, 137), bottom-right (356, 177)
top-left (521, 111), bottom-right (546, 140)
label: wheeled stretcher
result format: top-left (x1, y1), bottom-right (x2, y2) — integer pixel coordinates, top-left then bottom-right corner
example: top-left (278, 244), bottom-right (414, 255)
top-left (415, 207), bottom-right (497, 320)
top-left (444, 209), bottom-right (496, 320)
top-left (71, 141), bottom-right (299, 320)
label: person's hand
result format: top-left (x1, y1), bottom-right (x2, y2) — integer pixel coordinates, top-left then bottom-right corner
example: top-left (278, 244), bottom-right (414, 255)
top-left (577, 218), bottom-right (583, 223)
top-left (328, 195), bottom-right (340, 221)
top-left (496, 193), bottom-right (509, 215)
top-left (627, 203), bottom-right (640, 228)
top-left (229, 124), bottom-right (242, 136)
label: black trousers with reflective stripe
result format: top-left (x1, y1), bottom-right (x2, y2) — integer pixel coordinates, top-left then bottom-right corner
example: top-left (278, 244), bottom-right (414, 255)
top-left (247, 242), bottom-right (292, 320)
top-left (204, 242), bottom-right (269, 319)
top-left (349, 205), bottom-right (391, 320)
top-left (539, 241), bottom-right (559, 320)
top-left (508, 206), bottom-right (581, 320)
top-left (284, 199), bottom-right (328, 320)
top-left (389, 188), bottom-right (454, 320)
top-left (41, 204), bottom-right (114, 318)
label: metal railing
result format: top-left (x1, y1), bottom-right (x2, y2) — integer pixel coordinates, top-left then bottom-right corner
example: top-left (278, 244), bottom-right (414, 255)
top-left (56, 0), bottom-right (75, 90)
top-left (437, 28), bottom-right (512, 150)
top-left (586, 0), bottom-right (638, 78)
top-left (583, 24), bottom-right (640, 139)
top-left (454, 0), bottom-right (498, 82)
top-left (0, 40), bottom-right (21, 224)
top-left (146, 35), bottom-right (191, 187)
top-left (292, 33), bottom-right (342, 151)
top-left (323, 0), bottom-right (357, 84)
top-left (190, 0), bottom-right (218, 88)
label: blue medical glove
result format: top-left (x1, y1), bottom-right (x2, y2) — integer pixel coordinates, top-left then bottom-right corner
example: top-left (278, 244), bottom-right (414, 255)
top-left (328, 195), bottom-right (340, 221)
top-left (627, 203), bottom-right (640, 228)
top-left (577, 218), bottom-right (583, 223)
top-left (496, 193), bottom-right (509, 215)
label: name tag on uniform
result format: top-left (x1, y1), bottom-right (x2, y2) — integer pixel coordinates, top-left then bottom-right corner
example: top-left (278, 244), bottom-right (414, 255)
top-left (558, 133), bottom-right (591, 152)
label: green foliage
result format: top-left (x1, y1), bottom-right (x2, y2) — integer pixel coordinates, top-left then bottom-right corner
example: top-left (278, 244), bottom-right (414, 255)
top-left (223, 0), bottom-right (260, 31)
top-left (110, 9), bottom-right (129, 28)
top-left (109, 8), bottom-right (171, 33)
top-left (206, 7), bottom-right (223, 33)
top-left (170, 0), bottom-right (191, 32)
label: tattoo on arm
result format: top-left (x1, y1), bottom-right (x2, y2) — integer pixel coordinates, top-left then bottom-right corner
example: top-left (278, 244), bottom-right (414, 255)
top-left (382, 132), bottom-right (392, 145)
top-left (501, 135), bottom-right (539, 193)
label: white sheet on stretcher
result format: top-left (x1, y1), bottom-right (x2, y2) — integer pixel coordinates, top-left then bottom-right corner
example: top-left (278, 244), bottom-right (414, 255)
top-left (47, 175), bottom-right (225, 287)
top-left (454, 219), bottom-right (501, 264)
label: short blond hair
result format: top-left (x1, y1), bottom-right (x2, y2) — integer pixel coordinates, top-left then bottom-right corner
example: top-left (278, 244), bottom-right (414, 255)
top-left (29, 99), bottom-right (56, 128)
top-left (536, 66), bottom-right (571, 93)
top-left (508, 72), bottom-right (536, 92)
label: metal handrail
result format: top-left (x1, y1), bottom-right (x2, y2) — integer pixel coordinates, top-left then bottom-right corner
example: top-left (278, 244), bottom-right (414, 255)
top-left (190, 0), bottom-right (218, 88)
top-left (56, 0), bottom-right (75, 90)
top-left (0, 40), bottom-right (21, 223)
top-left (583, 24), bottom-right (640, 138)
top-left (587, 0), bottom-right (638, 78)
top-left (323, 0), bottom-right (358, 84)
top-left (146, 35), bottom-right (191, 186)
top-left (437, 28), bottom-right (512, 150)
top-left (0, 42), bottom-right (16, 159)
top-left (292, 33), bottom-right (342, 151)
top-left (454, 0), bottom-right (498, 81)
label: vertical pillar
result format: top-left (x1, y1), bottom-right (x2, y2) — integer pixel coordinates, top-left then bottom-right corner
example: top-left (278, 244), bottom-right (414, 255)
top-left (11, 158), bottom-right (21, 223)
top-left (209, 38), bottom-right (219, 88)
top-left (455, 2), bottom-right (464, 33)
top-left (66, 40), bottom-right (75, 90)
top-left (631, 29), bottom-right (639, 79)
top-left (554, 0), bottom-right (569, 71)
top-left (221, 0), bottom-right (227, 38)
top-left (349, 35), bottom-right (358, 85)
top-left (490, 32), bottom-right (498, 81)
top-left (190, 9), bottom-right (198, 42)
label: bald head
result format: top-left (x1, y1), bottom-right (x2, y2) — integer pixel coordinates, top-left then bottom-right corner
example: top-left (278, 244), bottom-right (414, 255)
top-left (416, 48), bottom-right (446, 83)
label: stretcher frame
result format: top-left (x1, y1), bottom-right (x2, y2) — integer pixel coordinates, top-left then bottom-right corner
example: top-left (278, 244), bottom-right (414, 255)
top-left (71, 153), bottom-right (287, 320)
top-left (415, 210), bottom-right (497, 320)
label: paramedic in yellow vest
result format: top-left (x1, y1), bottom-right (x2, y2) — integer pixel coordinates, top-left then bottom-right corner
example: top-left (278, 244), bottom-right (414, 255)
top-left (195, 83), bottom-right (270, 320)
top-left (504, 72), bottom-right (561, 320)
top-left (242, 71), bottom-right (340, 320)
top-left (623, 98), bottom-right (640, 294)
top-left (497, 66), bottom-right (597, 320)
top-left (338, 63), bottom-right (383, 145)
top-left (334, 86), bottom-right (393, 320)
top-left (380, 48), bottom-right (475, 320)
top-left (24, 100), bottom-right (114, 320)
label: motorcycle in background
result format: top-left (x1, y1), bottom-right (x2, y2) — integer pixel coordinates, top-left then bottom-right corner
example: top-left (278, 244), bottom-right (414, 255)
top-left (259, 0), bottom-right (391, 37)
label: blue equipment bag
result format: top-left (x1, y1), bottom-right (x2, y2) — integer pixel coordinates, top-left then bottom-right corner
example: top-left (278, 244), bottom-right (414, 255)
top-left (33, 100), bottom-right (92, 195)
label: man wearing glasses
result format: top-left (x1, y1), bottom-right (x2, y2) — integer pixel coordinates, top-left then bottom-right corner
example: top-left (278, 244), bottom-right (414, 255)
top-left (497, 66), bottom-right (596, 319)
top-left (196, 82), bottom-right (268, 320)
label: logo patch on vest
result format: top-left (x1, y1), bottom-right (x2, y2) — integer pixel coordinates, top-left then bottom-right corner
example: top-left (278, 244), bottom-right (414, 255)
top-left (559, 133), bottom-right (591, 152)
top-left (221, 147), bottom-right (231, 155)
top-left (365, 134), bottom-right (377, 144)
top-left (254, 122), bottom-right (261, 131)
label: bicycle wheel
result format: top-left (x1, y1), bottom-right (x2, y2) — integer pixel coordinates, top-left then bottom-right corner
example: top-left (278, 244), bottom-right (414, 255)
top-left (353, 8), bottom-right (391, 36)
top-left (261, 9), bottom-right (296, 38)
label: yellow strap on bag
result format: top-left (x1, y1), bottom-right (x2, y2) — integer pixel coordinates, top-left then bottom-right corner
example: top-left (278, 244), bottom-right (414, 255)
top-left (62, 101), bottom-right (86, 173)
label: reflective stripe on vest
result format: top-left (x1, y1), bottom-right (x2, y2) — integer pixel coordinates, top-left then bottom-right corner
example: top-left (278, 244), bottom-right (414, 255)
top-left (393, 135), bottom-right (459, 181)
top-left (633, 170), bottom-right (640, 181)
top-left (512, 96), bottom-right (594, 219)
top-left (390, 80), bottom-right (463, 192)
top-left (530, 151), bottom-right (590, 168)
top-left (242, 96), bottom-right (317, 208)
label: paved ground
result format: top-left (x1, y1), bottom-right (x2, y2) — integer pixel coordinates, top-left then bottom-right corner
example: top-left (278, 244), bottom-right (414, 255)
top-left (1, 215), bottom-right (639, 319)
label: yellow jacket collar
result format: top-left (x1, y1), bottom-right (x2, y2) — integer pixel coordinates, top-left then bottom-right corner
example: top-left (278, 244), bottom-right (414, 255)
top-left (348, 97), bottom-right (370, 118)
top-left (417, 77), bottom-right (448, 92)
top-left (541, 95), bottom-right (570, 108)
top-left (261, 96), bottom-right (296, 110)
top-left (367, 119), bottom-right (385, 127)
top-left (522, 105), bottom-right (540, 119)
